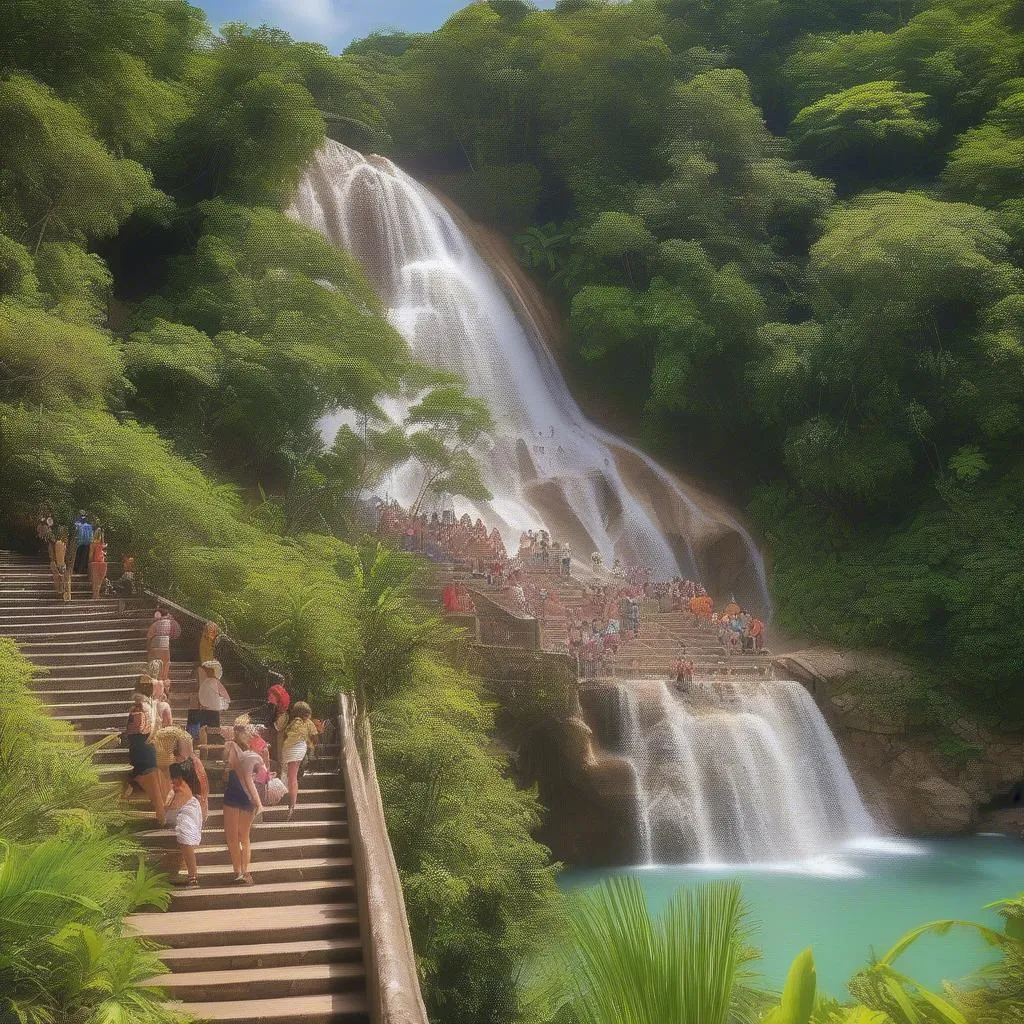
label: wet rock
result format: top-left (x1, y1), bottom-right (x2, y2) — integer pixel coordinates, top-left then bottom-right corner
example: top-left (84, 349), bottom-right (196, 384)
top-left (910, 776), bottom-right (975, 833)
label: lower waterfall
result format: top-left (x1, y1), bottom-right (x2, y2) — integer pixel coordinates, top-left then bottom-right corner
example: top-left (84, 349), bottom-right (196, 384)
top-left (615, 679), bottom-right (877, 866)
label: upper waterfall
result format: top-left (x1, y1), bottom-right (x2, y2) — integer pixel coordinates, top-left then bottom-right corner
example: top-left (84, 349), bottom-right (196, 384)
top-left (289, 140), bottom-right (770, 608)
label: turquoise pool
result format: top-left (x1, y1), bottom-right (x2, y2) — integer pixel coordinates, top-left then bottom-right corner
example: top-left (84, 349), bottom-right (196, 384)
top-left (559, 836), bottom-right (1024, 998)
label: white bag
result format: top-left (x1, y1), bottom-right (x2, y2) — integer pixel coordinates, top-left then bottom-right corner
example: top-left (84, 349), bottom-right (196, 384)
top-left (265, 777), bottom-right (287, 805)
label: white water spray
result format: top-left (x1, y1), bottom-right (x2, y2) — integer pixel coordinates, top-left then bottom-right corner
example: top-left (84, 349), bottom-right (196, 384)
top-left (617, 680), bottom-right (877, 865)
top-left (289, 141), bottom-right (771, 608)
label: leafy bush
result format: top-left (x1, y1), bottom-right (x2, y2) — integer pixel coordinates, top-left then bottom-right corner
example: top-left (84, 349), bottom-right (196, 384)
top-left (0, 640), bottom-right (176, 1024)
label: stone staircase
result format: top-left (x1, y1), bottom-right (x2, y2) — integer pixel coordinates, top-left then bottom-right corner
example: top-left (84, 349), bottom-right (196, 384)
top-left (445, 564), bottom-right (771, 681)
top-left (0, 552), bottom-right (370, 1024)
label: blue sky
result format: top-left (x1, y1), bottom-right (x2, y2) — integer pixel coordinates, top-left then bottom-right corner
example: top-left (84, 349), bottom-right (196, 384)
top-left (197, 0), bottom-right (557, 51)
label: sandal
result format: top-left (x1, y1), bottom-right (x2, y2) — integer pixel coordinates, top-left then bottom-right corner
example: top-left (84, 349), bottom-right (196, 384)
top-left (230, 874), bottom-right (247, 885)
top-left (242, 873), bottom-right (255, 886)
top-left (185, 876), bottom-right (200, 888)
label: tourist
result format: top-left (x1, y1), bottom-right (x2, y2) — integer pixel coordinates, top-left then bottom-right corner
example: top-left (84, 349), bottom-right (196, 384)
top-left (70, 511), bottom-right (93, 574)
top-left (121, 691), bottom-right (164, 825)
top-left (591, 550), bottom-right (603, 571)
top-left (511, 578), bottom-right (527, 616)
top-left (673, 657), bottom-right (693, 692)
top-left (748, 616), bottom-right (765, 652)
top-left (454, 583), bottom-right (476, 614)
top-left (257, 679), bottom-right (291, 767)
top-left (50, 526), bottom-right (69, 601)
top-left (627, 596), bottom-right (640, 638)
top-left (141, 658), bottom-right (173, 730)
top-left (221, 718), bottom-right (264, 885)
top-left (193, 659), bottom-right (230, 752)
top-left (603, 616), bottom-right (621, 656)
top-left (153, 723), bottom-right (193, 812)
top-left (280, 701), bottom-right (319, 820)
top-left (198, 620), bottom-right (220, 664)
top-left (36, 506), bottom-right (55, 551)
top-left (88, 526), bottom-right (108, 599)
top-left (147, 607), bottom-right (180, 684)
top-left (560, 543), bottom-right (572, 578)
top-left (167, 758), bottom-right (205, 888)
top-left (114, 552), bottom-right (138, 596)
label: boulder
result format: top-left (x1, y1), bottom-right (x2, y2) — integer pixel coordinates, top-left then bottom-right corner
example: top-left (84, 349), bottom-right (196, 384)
top-left (910, 776), bottom-right (975, 833)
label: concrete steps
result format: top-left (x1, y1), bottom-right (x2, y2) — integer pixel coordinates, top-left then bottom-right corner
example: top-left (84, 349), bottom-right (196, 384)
top-left (165, 993), bottom-right (370, 1024)
top-left (3, 550), bottom-right (370, 1023)
top-left (151, 962), bottom-right (366, 1000)
top-left (159, 936), bottom-right (363, 972)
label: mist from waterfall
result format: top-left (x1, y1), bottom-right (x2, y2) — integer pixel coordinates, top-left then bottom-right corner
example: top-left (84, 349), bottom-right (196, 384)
top-left (615, 679), bottom-right (878, 867)
top-left (288, 140), bottom-right (770, 607)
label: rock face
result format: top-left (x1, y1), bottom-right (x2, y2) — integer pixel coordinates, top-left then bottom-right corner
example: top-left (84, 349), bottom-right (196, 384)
top-left (515, 713), bottom-right (642, 866)
top-left (775, 648), bottom-right (1024, 837)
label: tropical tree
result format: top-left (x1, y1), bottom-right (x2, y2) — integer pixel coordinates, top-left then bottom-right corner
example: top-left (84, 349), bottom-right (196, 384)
top-left (402, 384), bottom-right (495, 517)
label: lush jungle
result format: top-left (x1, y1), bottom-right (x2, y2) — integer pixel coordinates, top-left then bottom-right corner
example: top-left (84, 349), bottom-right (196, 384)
top-left (0, 1), bottom-right (1021, 1023)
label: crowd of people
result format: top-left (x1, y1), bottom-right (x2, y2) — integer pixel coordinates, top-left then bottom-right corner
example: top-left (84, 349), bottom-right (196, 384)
top-left (35, 505), bottom-right (139, 602)
top-left (377, 502), bottom-right (507, 568)
top-left (119, 624), bottom-right (326, 888)
top-left (373, 498), bottom-right (769, 679)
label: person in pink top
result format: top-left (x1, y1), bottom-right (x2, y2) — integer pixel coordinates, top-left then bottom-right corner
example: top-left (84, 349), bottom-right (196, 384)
top-left (147, 607), bottom-right (181, 685)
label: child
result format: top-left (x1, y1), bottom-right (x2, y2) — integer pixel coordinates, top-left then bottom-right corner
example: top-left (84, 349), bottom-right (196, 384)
top-left (168, 761), bottom-right (204, 888)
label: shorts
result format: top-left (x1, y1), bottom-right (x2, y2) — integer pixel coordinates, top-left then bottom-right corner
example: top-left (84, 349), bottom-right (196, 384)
top-left (174, 798), bottom-right (203, 847)
top-left (281, 740), bottom-right (307, 766)
top-left (188, 708), bottom-right (220, 729)
top-left (223, 772), bottom-right (255, 812)
top-left (127, 734), bottom-right (157, 778)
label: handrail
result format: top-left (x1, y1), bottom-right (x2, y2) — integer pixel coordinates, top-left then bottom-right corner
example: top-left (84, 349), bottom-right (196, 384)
top-left (338, 692), bottom-right (430, 1024)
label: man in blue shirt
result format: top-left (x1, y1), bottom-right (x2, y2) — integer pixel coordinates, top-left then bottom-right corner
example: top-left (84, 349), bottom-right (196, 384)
top-left (71, 511), bottom-right (94, 574)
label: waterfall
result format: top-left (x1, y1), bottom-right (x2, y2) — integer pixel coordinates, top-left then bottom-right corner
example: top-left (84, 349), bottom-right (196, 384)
top-left (288, 140), bottom-right (771, 610)
top-left (286, 141), bottom-right (877, 867)
top-left (618, 679), bottom-right (877, 866)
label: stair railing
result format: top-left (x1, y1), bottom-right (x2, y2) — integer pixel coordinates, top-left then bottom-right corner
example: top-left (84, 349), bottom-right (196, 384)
top-left (338, 691), bottom-right (430, 1024)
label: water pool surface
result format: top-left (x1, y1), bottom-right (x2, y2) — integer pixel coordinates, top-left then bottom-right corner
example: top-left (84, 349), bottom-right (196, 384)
top-left (559, 836), bottom-right (1024, 998)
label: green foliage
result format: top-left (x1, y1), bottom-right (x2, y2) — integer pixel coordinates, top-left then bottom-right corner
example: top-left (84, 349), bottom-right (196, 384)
top-left (0, 639), bottom-right (177, 1024)
top-left (0, 301), bottom-right (124, 408)
top-left (127, 200), bottom-right (408, 482)
top-left (434, 163), bottom-right (543, 232)
top-left (0, 0), bottom-right (199, 154)
top-left (372, 655), bottom-right (561, 1024)
top-left (765, 948), bottom-right (817, 1024)
top-left (0, 74), bottom-right (167, 248)
top-left (157, 25), bottom-right (328, 204)
top-left (791, 82), bottom-right (939, 174)
top-left (551, 878), bottom-right (763, 1024)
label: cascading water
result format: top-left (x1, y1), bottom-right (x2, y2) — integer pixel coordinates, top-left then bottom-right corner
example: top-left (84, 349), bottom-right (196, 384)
top-left (288, 140), bottom-right (770, 609)
top-left (617, 679), bottom-right (877, 866)
top-left (288, 141), bottom-right (878, 866)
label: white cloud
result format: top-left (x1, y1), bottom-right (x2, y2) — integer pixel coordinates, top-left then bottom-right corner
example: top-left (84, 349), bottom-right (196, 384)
top-left (261, 0), bottom-right (349, 40)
